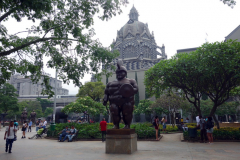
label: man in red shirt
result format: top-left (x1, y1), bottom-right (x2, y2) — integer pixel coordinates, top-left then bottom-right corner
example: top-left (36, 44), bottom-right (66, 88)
top-left (99, 118), bottom-right (107, 142)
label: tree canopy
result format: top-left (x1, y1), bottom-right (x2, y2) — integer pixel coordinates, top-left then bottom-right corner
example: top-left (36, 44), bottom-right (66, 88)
top-left (44, 107), bottom-right (53, 118)
top-left (151, 93), bottom-right (186, 126)
top-left (0, 83), bottom-right (18, 113)
top-left (62, 96), bottom-right (106, 116)
top-left (76, 81), bottom-right (105, 101)
top-left (36, 97), bottom-right (52, 112)
top-left (145, 40), bottom-right (240, 127)
top-left (220, 0), bottom-right (236, 8)
top-left (0, 0), bottom-right (128, 96)
top-left (134, 99), bottom-right (153, 115)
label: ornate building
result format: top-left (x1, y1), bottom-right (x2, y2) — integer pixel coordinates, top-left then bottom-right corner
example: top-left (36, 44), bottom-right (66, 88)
top-left (103, 6), bottom-right (167, 71)
top-left (101, 6), bottom-right (167, 101)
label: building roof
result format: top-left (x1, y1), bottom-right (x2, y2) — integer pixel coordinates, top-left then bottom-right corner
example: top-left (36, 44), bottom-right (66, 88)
top-left (225, 25), bottom-right (240, 40)
top-left (177, 47), bottom-right (198, 54)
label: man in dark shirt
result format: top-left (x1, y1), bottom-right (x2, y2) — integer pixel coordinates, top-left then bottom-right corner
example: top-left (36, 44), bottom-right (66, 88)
top-left (58, 126), bottom-right (70, 142)
top-left (198, 116), bottom-right (208, 143)
top-left (100, 118), bottom-right (107, 142)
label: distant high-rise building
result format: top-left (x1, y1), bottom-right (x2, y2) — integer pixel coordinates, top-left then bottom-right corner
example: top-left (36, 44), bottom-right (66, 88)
top-left (8, 73), bottom-right (69, 96)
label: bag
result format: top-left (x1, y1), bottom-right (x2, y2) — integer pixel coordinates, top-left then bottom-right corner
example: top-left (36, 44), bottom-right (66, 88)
top-left (152, 121), bottom-right (156, 126)
top-left (211, 122), bottom-right (214, 128)
top-left (13, 126), bottom-right (17, 141)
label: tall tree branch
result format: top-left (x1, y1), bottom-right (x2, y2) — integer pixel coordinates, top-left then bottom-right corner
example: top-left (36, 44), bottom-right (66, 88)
top-left (0, 37), bottom-right (79, 57)
top-left (0, 8), bottom-right (17, 22)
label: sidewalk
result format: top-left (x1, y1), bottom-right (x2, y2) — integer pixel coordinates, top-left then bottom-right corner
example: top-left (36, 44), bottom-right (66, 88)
top-left (0, 127), bottom-right (239, 160)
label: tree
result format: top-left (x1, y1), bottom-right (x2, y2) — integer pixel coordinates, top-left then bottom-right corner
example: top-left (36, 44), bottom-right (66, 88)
top-left (0, 0), bottom-right (128, 97)
top-left (145, 40), bottom-right (240, 128)
top-left (62, 96), bottom-right (106, 116)
top-left (151, 93), bottom-right (185, 126)
top-left (134, 99), bottom-right (153, 122)
top-left (0, 83), bottom-right (18, 113)
top-left (27, 101), bottom-right (43, 118)
top-left (44, 107), bottom-right (53, 118)
top-left (76, 81), bottom-right (105, 102)
top-left (36, 97), bottom-right (52, 112)
top-left (220, 0), bottom-right (236, 8)
top-left (145, 46), bottom-right (204, 117)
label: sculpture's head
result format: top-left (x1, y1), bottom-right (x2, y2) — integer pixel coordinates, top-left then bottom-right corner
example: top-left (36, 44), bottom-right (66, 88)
top-left (116, 60), bottom-right (127, 80)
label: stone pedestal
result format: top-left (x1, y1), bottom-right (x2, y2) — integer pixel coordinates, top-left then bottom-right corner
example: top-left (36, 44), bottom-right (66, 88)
top-left (106, 129), bottom-right (137, 154)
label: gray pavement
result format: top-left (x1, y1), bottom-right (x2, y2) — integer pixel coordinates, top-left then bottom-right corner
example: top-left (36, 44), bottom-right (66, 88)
top-left (0, 127), bottom-right (239, 160)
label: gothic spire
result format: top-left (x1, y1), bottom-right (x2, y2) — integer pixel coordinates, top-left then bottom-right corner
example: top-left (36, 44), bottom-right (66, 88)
top-left (129, 5), bottom-right (139, 21)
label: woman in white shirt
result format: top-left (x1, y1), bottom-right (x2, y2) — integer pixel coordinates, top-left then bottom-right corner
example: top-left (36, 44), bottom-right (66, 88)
top-left (4, 121), bottom-right (17, 153)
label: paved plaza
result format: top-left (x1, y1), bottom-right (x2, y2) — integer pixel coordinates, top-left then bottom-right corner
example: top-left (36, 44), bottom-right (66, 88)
top-left (0, 127), bottom-right (239, 160)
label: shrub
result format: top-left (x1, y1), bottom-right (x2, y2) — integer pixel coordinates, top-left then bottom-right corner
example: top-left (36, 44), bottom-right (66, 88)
top-left (48, 122), bottom-right (180, 140)
top-left (183, 127), bottom-right (240, 140)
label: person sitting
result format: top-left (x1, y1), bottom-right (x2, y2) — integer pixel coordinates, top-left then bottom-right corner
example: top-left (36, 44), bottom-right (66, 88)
top-left (28, 128), bottom-right (44, 139)
top-left (181, 122), bottom-right (188, 131)
top-left (62, 125), bottom-right (77, 142)
top-left (58, 126), bottom-right (70, 142)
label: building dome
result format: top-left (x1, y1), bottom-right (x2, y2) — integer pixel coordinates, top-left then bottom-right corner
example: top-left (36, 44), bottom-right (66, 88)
top-left (109, 6), bottom-right (167, 71)
top-left (119, 20), bottom-right (151, 39)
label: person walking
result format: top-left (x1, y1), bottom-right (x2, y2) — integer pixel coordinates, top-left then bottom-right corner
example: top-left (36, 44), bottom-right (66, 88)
top-left (99, 118), bottom-right (107, 142)
top-left (22, 121), bottom-right (27, 138)
top-left (161, 116), bottom-right (167, 134)
top-left (154, 116), bottom-right (160, 141)
top-left (28, 120), bottom-right (32, 132)
top-left (198, 116), bottom-right (208, 143)
top-left (13, 120), bottom-right (19, 137)
top-left (206, 117), bottom-right (214, 144)
top-left (4, 121), bottom-right (17, 153)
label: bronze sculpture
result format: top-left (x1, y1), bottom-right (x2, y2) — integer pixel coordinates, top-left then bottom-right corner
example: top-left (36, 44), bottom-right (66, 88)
top-left (21, 108), bottom-right (28, 124)
top-left (30, 110), bottom-right (36, 123)
top-left (103, 60), bottom-right (138, 129)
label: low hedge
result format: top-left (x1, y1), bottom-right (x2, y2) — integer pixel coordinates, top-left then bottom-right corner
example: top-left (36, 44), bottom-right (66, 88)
top-left (47, 122), bottom-right (179, 139)
top-left (184, 127), bottom-right (240, 140)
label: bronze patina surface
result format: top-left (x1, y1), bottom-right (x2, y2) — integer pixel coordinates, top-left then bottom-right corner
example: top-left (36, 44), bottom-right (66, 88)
top-left (103, 60), bottom-right (138, 129)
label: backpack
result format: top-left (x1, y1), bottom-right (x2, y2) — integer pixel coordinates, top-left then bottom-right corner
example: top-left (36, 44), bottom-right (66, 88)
top-left (152, 121), bottom-right (156, 126)
top-left (14, 122), bottom-right (18, 127)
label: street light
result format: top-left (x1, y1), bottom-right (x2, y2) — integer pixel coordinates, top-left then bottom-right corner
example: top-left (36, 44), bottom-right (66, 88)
top-left (53, 68), bottom-right (58, 123)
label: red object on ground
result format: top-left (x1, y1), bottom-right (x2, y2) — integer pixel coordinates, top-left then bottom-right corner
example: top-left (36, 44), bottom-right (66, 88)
top-left (100, 121), bottom-right (107, 131)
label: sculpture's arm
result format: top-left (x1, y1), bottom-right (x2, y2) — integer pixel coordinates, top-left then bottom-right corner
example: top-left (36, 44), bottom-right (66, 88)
top-left (130, 79), bottom-right (138, 94)
top-left (103, 83), bottom-right (110, 106)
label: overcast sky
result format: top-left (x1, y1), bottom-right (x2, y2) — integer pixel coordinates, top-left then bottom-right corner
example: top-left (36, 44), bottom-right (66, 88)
top-left (4, 0), bottom-right (240, 95)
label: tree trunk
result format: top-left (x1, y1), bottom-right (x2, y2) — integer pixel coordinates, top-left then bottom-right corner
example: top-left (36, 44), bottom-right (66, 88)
top-left (212, 114), bottom-right (220, 129)
top-left (209, 103), bottom-right (219, 128)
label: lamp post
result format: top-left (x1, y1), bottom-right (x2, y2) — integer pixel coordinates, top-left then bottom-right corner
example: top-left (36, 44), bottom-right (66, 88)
top-left (53, 68), bottom-right (58, 123)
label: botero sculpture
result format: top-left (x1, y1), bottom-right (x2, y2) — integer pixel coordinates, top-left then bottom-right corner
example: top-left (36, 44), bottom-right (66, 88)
top-left (21, 108), bottom-right (28, 124)
top-left (30, 110), bottom-right (36, 123)
top-left (103, 60), bottom-right (138, 129)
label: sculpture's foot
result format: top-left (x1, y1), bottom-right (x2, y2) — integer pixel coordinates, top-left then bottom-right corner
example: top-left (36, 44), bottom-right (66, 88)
top-left (123, 125), bottom-right (130, 129)
top-left (112, 125), bottom-right (119, 129)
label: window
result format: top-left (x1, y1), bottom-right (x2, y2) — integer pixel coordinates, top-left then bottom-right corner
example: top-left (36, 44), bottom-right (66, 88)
top-left (142, 46), bottom-right (151, 58)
